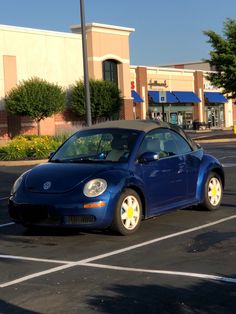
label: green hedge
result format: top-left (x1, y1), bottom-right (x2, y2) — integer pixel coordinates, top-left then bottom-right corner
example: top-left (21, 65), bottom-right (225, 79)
top-left (0, 135), bottom-right (69, 161)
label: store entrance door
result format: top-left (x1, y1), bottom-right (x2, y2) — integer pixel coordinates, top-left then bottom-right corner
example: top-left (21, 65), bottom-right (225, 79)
top-left (207, 105), bottom-right (224, 127)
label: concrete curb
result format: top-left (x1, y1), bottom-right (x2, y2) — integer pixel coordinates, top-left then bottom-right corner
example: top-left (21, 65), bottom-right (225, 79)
top-left (0, 159), bottom-right (47, 167)
top-left (195, 138), bottom-right (236, 144)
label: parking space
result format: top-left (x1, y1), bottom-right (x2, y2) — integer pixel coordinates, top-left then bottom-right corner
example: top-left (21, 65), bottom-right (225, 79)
top-left (1, 211), bottom-right (236, 288)
top-left (0, 142), bottom-right (236, 313)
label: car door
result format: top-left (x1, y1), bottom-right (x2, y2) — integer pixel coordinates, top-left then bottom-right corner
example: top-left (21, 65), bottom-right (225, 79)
top-left (171, 131), bottom-right (202, 200)
top-left (135, 129), bottom-right (188, 216)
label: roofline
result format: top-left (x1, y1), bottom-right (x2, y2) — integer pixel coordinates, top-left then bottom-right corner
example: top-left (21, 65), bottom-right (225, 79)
top-left (130, 65), bottom-right (216, 75)
top-left (157, 60), bottom-right (205, 67)
top-left (0, 23), bottom-right (80, 38)
top-left (70, 23), bottom-right (135, 33)
top-left (130, 65), bottom-right (196, 74)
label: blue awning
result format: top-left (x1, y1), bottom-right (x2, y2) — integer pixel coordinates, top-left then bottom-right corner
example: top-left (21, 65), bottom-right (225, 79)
top-left (204, 92), bottom-right (228, 103)
top-left (131, 90), bottom-right (143, 103)
top-left (148, 91), bottom-right (179, 103)
top-left (172, 91), bottom-right (201, 103)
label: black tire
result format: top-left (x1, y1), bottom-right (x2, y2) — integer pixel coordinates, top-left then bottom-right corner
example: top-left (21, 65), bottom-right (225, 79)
top-left (201, 172), bottom-right (223, 211)
top-left (111, 189), bottom-right (142, 235)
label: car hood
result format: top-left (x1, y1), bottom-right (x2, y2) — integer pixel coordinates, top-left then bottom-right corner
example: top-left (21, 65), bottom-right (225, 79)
top-left (24, 162), bottom-right (112, 194)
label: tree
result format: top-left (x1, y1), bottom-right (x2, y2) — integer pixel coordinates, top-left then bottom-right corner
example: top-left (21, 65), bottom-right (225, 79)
top-left (5, 77), bottom-right (65, 135)
top-left (204, 18), bottom-right (236, 98)
top-left (71, 79), bottom-right (121, 122)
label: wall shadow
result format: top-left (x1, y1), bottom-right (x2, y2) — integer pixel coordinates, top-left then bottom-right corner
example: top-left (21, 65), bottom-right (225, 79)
top-left (87, 279), bottom-right (236, 314)
top-left (0, 299), bottom-right (40, 314)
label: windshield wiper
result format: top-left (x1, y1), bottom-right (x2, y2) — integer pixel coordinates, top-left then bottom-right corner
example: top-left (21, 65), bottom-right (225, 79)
top-left (50, 158), bottom-right (108, 163)
top-left (50, 159), bottom-right (62, 163)
top-left (69, 158), bottom-right (108, 163)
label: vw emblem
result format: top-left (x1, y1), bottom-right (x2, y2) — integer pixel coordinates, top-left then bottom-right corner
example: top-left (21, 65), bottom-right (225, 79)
top-left (43, 181), bottom-right (52, 190)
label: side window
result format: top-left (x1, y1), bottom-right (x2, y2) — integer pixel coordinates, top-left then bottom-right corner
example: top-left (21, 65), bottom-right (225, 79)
top-left (161, 130), bottom-right (192, 156)
top-left (138, 128), bottom-right (192, 158)
top-left (138, 130), bottom-right (162, 156)
top-left (161, 134), bottom-right (176, 155)
top-left (171, 132), bottom-right (192, 155)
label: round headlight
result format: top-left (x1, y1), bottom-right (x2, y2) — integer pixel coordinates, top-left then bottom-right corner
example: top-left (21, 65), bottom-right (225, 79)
top-left (83, 179), bottom-right (107, 198)
top-left (11, 174), bottom-right (24, 195)
top-left (11, 170), bottom-right (29, 195)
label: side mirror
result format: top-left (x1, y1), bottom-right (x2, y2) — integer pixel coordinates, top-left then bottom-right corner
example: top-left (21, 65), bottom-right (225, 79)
top-left (48, 151), bottom-right (55, 160)
top-left (138, 152), bottom-right (159, 163)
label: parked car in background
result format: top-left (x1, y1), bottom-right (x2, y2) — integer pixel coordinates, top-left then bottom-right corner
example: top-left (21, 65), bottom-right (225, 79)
top-left (9, 120), bottom-right (224, 235)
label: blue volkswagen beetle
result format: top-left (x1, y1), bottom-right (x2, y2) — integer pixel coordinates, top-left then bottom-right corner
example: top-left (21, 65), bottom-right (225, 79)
top-left (9, 120), bottom-right (224, 235)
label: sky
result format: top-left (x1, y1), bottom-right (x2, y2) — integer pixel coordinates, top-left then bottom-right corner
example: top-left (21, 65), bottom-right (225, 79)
top-left (0, 0), bottom-right (236, 66)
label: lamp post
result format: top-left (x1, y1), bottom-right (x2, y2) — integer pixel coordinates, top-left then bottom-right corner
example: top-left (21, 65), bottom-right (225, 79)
top-left (80, 0), bottom-right (92, 126)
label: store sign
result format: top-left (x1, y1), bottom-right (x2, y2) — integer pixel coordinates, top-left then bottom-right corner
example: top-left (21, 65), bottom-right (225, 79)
top-left (149, 80), bottom-right (168, 87)
top-left (131, 81), bottom-right (135, 90)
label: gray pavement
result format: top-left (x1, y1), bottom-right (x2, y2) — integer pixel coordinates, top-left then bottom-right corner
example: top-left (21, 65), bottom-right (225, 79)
top-left (0, 142), bottom-right (236, 313)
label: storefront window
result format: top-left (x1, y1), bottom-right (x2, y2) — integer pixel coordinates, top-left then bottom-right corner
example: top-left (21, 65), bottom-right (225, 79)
top-left (148, 104), bottom-right (194, 129)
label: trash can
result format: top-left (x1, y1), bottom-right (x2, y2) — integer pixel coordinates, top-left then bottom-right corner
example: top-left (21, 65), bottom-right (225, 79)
top-left (234, 125), bottom-right (236, 134)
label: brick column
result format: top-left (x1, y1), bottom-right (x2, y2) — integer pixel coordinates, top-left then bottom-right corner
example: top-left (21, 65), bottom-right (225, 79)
top-left (121, 98), bottom-right (134, 120)
top-left (233, 98), bottom-right (236, 125)
top-left (0, 110), bottom-right (8, 139)
top-left (194, 71), bottom-right (204, 122)
top-left (136, 67), bottom-right (148, 119)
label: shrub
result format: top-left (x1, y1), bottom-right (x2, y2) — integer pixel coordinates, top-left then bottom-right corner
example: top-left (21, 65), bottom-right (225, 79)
top-left (70, 79), bottom-right (121, 122)
top-left (0, 135), bottom-right (69, 161)
top-left (5, 77), bottom-right (66, 135)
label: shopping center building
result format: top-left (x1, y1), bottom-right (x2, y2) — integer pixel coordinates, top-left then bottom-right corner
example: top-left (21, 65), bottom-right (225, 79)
top-left (0, 22), bottom-right (235, 139)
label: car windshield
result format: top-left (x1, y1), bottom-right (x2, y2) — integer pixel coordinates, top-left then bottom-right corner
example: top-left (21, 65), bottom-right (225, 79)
top-left (50, 128), bottom-right (139, 163)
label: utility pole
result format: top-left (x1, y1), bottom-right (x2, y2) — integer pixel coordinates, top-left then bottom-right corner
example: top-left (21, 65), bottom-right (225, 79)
top-left (80, 0), bottom-right (92, 126)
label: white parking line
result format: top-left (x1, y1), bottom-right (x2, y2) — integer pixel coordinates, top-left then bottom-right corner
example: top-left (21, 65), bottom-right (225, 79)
top-left (0, 263), bottom-right (77, 288)
top-left (0, 197), bottom-right (8, 200)
top-left (219, 155), bottom-right (236, 160)
top-left (1, 214), bottom-right (236, 288)
top-left (0, 222), bottom-right (15, 228)
top-left (75, 215), bottom-right (236, 264)
top-left (0, 254), bottom-right (72, 264)
top-left (222, 163), bottom-right (236, 168)
top-left (83, 263), bottom-right (236, 284)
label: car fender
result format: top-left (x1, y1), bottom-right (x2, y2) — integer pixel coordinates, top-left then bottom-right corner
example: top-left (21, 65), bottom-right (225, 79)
top-left (99, 168), bottom-right (146, 215)
top-left (196, 154), bottom-right (224, 203)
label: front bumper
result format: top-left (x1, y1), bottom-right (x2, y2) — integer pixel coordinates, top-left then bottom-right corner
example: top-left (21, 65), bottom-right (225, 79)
top-left (8, 192), bottom-right (116, 229)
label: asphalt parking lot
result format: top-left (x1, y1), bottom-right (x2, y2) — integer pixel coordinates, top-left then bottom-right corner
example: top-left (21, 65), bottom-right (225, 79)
top-left (0, 141), bottom-right (236, 314)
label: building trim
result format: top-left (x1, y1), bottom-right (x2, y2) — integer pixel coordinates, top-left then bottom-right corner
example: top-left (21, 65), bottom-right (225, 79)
top-left (88, 55), bottom-right (130, 64)
top-left (146, 66), bottom-right (197, 74)
top-left (0, 24), bottom-right (81, 39)
top-left (71, 23), bottom-right (135, 35)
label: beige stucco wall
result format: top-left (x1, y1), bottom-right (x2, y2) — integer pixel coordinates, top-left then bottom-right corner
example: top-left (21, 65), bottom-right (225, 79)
top-left (71, 23), bottom-right (134, 99)
top-left (0, 24), bottom-right (84, 106)
top-left (130, 67), bottom-right (136, 87)
top-left (147, 67), bottom-right (195, 91)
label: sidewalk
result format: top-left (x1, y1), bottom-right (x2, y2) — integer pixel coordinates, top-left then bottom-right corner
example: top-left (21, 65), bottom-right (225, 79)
top-left (187, 129), bottom-right (236, 143)
top-left (0, 159), bottom-right (47, 167)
